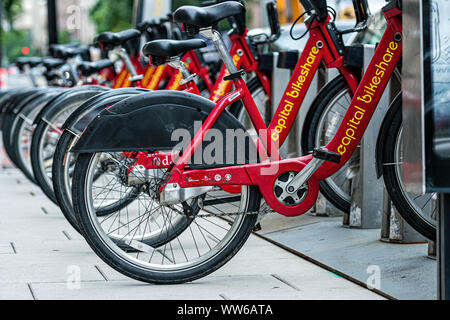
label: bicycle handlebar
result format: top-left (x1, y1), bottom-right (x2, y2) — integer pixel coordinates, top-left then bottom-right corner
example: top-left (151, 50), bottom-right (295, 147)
top-left (309, 0), bottom-right (328, 22)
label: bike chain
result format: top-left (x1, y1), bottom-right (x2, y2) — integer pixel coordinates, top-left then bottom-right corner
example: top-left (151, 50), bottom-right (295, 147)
top-left (108, 153), bottom-right (276, 218)
top-left (169, 201), bottom-right (274, 218)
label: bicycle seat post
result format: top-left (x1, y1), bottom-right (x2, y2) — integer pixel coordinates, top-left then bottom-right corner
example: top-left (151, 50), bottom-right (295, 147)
top-left (167, 57), bottom-right (196, 85)
top-left (23, 64), bottom-right (38, 87)
top-left (117, 48), bottom-right (143, 83)
top-left (199, 28), bottom-right (239, 78)
top-left (67, 57), bottom-right (79, 84)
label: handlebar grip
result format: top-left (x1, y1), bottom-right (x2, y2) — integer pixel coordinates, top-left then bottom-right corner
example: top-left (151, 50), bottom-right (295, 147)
top-left (352, 0), bottom-right (370, 25)
top-left (266, 1), bottom-right (281, 40)
top-left (309, 0), bottom-right (329, 22)
top-left (299, 0), bottom-right (313, 11)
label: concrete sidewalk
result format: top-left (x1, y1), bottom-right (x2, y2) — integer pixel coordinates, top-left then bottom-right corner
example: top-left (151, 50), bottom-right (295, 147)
top-left (0, 167), bottom-right (384, 300)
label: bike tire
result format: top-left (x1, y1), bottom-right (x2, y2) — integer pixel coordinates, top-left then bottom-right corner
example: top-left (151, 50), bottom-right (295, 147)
top-left (52, 89), bottom-right (146, 234)
top-left (1, 89), bottom-right (42, 167)
top-left (301, 75), bottom-right (353, 212)
top-left (30, 87), bottom-right (107, 204)
top-left (11, 91), bottom-right (61, 184)
top-left (381, 94), bottom-right (436, 241)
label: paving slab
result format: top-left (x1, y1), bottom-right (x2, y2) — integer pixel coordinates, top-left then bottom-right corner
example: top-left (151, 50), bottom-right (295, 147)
top-left (260, 218), bottom-right (437, 300)
top-left (0, 283), bottom-right (34, 300)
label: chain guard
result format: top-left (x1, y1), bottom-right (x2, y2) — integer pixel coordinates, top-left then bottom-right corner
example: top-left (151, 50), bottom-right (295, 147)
top-left (247, 160), bottom-right (320, 217)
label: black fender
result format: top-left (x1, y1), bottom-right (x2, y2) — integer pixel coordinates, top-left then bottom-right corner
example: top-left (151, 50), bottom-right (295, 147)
top-left (62, 88), bottom-right (149, 134)
top-left (375, 92), bottom-right (402, 178)
top-left (72, 90), bottom-right (258, 167)
top-left (13, 89), bottom-right (61, 116)
top-left (5, 89), bottom-right (42, 116)
top-left (10, 91), bottom-right (60, 138)
top-left (0, 89), bottom-right (26, 130)
top-left (33, 85), bottom-right (108, 125)
top-left (2, 90), bottom-right (45, 146)
top-left (14, 91), bottom-right (57, 125)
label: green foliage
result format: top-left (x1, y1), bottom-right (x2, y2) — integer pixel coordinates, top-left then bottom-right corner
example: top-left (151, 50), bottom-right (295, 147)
top-left (1, 30), bottom-right (41, 64)
top-left (89, 0), bottom-right (134, 33)
top-left (172, 0), bottom-right (203, 10)
top-left (3, 0), bottom-right (23, 29)
top-left (58, 30), bottom-right (73, 45)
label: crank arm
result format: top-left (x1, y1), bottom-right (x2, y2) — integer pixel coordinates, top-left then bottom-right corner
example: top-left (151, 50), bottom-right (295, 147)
top-left (286, 148), bottom-right (341, 194)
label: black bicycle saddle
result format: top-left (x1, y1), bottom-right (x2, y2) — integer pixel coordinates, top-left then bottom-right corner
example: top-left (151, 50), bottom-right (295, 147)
top-left (173, 1), bottom-right (245, 28)
top-left (142, 39), bottom-right (206, 58)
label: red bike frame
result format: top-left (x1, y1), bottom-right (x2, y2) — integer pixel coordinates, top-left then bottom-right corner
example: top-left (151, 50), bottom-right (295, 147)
top-left (152, 5), bottom-right (402, 217)
top-left (144, 29), bottom-right (272, 100)
top-left (208, 30), bottom-right (272, 103)
top-left (165, 51), bottom-right (213, 92)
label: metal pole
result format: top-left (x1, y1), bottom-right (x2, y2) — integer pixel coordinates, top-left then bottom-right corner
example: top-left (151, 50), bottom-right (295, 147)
top-left (47, 0), bottom-right (58, 49)
top-left (134, 0), bottom-right (144, 26)
top-left (438, 194), bottom-right (450, 299)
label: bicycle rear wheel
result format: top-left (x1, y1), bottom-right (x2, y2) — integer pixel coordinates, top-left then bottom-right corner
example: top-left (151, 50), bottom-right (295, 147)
top-left (11, 91), bottom-right (61, 184)
top-left (52, 88), bottom-right (148, 234)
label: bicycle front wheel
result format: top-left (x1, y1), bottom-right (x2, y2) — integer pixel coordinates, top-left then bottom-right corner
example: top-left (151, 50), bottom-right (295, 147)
top-left (381, 94), bottom-right (436, 241)
top-left (301, 75), bottom-right (357, 212)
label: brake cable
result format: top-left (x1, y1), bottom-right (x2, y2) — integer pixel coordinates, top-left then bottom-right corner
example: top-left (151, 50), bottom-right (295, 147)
top-left (290, 5), bottom-right (340, 41)
top-left (289, 9), bottom-right (315, 41)
top-left (327, 6), bottom-right (337, 22)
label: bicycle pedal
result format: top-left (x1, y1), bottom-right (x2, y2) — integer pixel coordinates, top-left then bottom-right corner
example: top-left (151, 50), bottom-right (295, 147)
top-left (312, 148), bottom-right (341, 164)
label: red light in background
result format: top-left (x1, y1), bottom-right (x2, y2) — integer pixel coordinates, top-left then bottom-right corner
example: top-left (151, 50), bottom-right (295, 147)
top-left (21, 47), bottom-right (31, 55)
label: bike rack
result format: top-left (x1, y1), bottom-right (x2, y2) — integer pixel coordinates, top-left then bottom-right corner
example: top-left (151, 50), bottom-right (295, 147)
top-left (340, 45), bottom-right (427, 242)
top-left (345, 45), bottom-right (389, 229)
top-left (270, 45), bottom-right (428, 243)
top-left (380, 193), bottom-right (428, 243)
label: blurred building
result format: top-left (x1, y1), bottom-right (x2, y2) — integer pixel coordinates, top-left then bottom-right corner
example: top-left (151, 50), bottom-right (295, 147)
top-left (13, 0), bottom-right (97, 54)
top-left (13, 0), bottom-right (48, 52)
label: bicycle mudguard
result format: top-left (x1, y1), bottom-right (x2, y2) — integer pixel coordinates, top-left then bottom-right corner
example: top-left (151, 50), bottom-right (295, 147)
top-left (0, 90), bottom-right (21, 114)
top-left (2, 89), bottom-right (44, 145)
top-left (62, 88), bottom-right (149, 134)
top-left (375, 92), bottom-right (401, 178)
top-left (0, 90), bottom-right (28, 129)
top-left (72, 90), bottom-right (258, 168)
top-left (32, 86), bottom-right (108, 126)
top-left (12, 89), bottom-right (61, 116)
top-left (5, 89), bottom-right (42, 116)
top-left (9, 91), bottom-right (60, 137)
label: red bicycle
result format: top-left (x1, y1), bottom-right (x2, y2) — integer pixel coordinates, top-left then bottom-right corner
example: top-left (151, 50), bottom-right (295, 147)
top-left (70, 0), bottom-right (401, 284)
